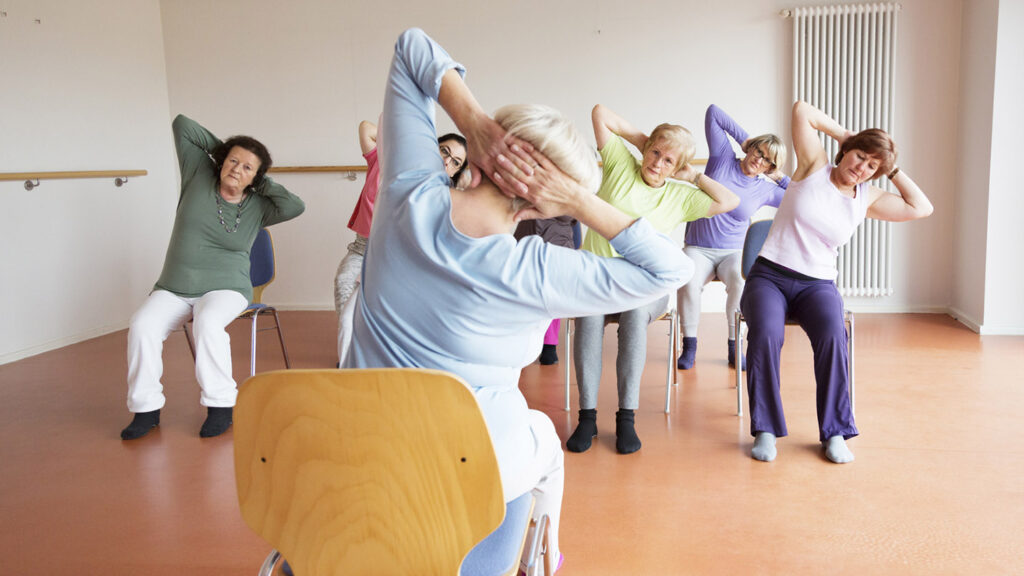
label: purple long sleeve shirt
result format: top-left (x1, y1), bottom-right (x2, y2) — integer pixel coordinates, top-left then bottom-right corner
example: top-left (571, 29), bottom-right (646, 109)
top-left (683, 104), bottom-right (789, 250)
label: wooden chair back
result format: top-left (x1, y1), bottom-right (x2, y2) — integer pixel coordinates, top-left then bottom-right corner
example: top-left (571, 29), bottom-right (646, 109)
top-left (234, 368), bottom-right (506, 575)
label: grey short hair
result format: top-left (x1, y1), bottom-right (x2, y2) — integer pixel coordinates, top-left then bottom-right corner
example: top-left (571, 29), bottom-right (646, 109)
top-left (742, 134), bottom-right (787, 169)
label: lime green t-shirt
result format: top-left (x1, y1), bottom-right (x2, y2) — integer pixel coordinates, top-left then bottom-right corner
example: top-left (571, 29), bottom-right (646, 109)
top-left (581, 136), bottom-right (713, 258)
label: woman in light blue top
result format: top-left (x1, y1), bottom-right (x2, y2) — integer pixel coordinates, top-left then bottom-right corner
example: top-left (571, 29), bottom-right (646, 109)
top-left (344, 28), bottom-right (693, 568)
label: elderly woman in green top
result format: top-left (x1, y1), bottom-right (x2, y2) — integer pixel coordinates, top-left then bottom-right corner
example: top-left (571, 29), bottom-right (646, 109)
top-left (120, 115), bottom-right (305, 440)
top-left (567, 105), bottom-right (739, 454)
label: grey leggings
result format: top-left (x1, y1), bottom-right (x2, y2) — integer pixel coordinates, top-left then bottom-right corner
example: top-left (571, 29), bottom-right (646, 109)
top-left (573, 295), bottom-right (670, 410)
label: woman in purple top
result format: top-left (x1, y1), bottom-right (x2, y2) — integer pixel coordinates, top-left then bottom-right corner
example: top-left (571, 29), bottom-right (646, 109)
top-left (676, 105), bottom-right (789, 371)
top-left (741, 101), bottom-right (932, 464)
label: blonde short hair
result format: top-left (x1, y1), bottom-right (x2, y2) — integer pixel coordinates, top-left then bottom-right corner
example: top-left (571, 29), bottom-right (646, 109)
top-left (643, 124), bottom-right (696, 170)
top-left (493, 104), bottom-right (602, 194)
top-left (742, 134), bottom-right (787, 169)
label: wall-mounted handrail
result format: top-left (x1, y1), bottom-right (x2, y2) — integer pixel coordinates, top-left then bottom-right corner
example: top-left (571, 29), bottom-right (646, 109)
top-left (269, 165), bottom-right (366, 174)
top-left (0, 169), bottom-right (148, 181)
top-left (0, 169), bottom-right (148, 190)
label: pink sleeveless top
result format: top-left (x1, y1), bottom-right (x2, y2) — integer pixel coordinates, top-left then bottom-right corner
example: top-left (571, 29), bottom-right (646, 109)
top-left (759, 164), bottom-right (870, 281)
top-left (347, 147), bottom-right (380, 238)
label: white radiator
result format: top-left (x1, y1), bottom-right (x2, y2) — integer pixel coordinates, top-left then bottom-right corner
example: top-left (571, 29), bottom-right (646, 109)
top-left (790, 2), bottom-right (900, 297)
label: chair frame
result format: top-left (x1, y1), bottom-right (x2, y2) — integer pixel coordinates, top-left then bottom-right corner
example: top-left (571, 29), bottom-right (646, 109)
top-left (562, 300), bottom-right (680, 414)
top-left (181, 228), bottom-right (290, 377)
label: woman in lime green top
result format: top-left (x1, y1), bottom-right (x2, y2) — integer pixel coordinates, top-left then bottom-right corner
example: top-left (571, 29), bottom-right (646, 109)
top-left (567, 105), bottom-right (739, 454)
top-left (121, 115), bottom-right (305, 441)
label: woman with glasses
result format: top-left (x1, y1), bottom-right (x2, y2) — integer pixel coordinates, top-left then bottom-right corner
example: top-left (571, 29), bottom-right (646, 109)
top-left (676, 104), bottom-right (789, 371)
top-left (742, 101), bottom-right (932, 463)
top-left (334, 121), bottom-right (468, 362)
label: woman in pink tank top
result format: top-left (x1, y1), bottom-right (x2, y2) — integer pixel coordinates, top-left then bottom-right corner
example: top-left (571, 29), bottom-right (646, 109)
top-left (740, 101), bottom-right (933, 464)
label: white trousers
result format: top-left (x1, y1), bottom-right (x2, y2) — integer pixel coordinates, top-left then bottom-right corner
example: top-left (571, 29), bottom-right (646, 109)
top-left (677, 245), bottom-right (744, 339)
top-left (337, 288), bottom-right (359, 366)
top-left (335, 236), bottom-right (367, 362)
top-left (126, 289), bottom-right (248, 412)
top-left (522, 409), bottom-right (565, 562)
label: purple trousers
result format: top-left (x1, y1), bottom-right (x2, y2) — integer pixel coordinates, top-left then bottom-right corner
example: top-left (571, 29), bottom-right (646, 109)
top-left (739, 259), bottom-right (857, 441)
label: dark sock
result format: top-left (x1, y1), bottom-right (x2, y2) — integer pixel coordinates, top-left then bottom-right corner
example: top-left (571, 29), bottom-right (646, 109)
top-left (615, 409), bottom-right (641, 454)
top-left (728, 339), bottom-right (746, 370)
top-left (677, 337), bottom-right (697, 370)
top-left (566, 409), bottom-right (597, 453)
top-left (120, 409), bottom-right (160, 440)
top-left (199, 407), bottom-right (233, 438)
top-left (281, 559), bottom-right (293, 576)
top-left (539, 343), bottom-right (558, 365)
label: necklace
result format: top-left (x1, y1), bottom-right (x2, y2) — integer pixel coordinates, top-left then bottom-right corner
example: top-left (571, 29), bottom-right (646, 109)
top-left (215, 191), bottom-right (244, 233)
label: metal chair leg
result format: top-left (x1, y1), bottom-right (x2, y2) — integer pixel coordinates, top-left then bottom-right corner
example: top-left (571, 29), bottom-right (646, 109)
top-left (735, 310), bottom-right (744, 417)
top-left (249, 310), bottom-right (260, 377)
top-left (563, 319), bottom-right (572, 411)
top-left (258, 549), bottom-right (282, 576)
top-left (183, 323), bottom-right (197, 359)
top-left (269, 308), bottom-right (291, 369)
top-left (665, 311), bottom-right (675, 414)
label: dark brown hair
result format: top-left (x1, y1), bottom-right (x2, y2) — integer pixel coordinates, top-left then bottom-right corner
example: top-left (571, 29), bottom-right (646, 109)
top-left (834, 128), bottom-right (896, 180)
top-left (438, 133), bottom-right (468, 185)
top-left (213, 136), bottom-right (273, 189)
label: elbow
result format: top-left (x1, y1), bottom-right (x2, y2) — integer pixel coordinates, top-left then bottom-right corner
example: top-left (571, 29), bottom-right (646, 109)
top-left (394, 27), bottom-right (426, 58)
top-left (792, 101), bottom-right (811, 125)
top-left (725, 193), bottom-right (741, 213)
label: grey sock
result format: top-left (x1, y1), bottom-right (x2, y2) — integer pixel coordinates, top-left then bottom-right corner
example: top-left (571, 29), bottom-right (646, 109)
top-left (824, 435), bottom-right (854, 463)
top-left (751, 431), bottom-right (777, 462)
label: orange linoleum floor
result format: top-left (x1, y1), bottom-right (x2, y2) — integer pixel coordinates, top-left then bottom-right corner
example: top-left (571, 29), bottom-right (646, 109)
top-left (0, 312), bottom-right (1021, 575)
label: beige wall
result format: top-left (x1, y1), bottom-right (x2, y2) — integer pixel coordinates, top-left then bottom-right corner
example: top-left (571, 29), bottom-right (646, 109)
top-left (982, 0), bottom-right (1024, 334)
top-left (0, 0), bottom-right (178, 362)
top-left (1, 0), bottom-right (1019, 362)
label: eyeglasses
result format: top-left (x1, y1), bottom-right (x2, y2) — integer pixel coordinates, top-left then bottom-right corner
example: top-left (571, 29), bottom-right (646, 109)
top-left (439, 145), bottom-right (464, 170)
top-left (750, 148), bottom-right (776, 170)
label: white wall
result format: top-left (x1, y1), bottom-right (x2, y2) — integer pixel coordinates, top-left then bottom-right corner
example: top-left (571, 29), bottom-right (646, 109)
top-left (158, 0), bottom-right (964, 320)
top-left (3, 0), bottom-right (1019, 362)
top-left (0, 0), bottom-right (178, 363)
top-left (951, 0), bottom-right (997, 330)
top-left (983, 0), bottom-right (1024, 334)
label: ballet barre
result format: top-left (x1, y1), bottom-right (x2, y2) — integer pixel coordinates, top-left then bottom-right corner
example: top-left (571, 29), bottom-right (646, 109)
top-left (0, 170), bottom-right (148, 191)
